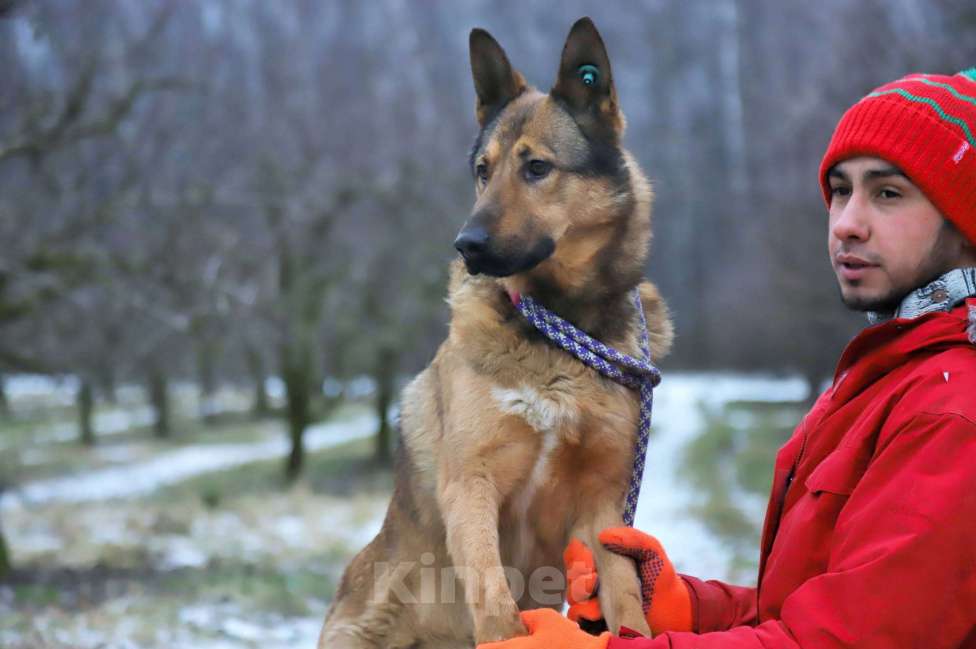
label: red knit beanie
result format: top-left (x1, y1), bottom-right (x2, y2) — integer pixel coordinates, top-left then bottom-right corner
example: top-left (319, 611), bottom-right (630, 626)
top-left (819, 68), bottom-right (976, 246)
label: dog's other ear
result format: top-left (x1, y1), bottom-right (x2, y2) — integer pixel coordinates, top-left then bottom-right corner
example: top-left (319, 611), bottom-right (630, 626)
top-left (469, 28), bottom-right (527, 127)
top-left (551, 17), bottom-right (622, 139)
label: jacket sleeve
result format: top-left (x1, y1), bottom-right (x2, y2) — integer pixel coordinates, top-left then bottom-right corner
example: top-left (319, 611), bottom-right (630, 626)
top-left (607, 411), bottom-right (976, 649)
top-left (680, 575), bottom-right (758, 632)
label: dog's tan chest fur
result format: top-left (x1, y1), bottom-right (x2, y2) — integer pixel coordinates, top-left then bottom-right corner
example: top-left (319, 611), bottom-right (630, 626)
top-left (490, 383), bottom-right (579, 435)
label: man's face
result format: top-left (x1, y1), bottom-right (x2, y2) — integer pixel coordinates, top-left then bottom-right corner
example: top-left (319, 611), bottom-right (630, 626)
top-left (827, 156), bottom-right (965, 312)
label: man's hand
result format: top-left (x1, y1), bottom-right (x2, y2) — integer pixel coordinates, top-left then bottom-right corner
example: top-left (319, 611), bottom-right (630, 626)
top-left (564, 527), bottom-right (693, 635)
top-left (477, 608), bottom-right (611, 649)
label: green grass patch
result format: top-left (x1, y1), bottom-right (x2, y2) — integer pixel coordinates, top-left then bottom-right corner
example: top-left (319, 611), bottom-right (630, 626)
top-left (0, 406), bottom-right (80, 446)
top-left (8, 581), bottom-right (63, 608)
top-left (3, 557), bottom-right (340, 618)
top-left (682, 399), bottom-right (802, 578)
top-left (156, 559), bottom-right (337, 616)
top-left (723, 399), bottom-right (804, 414)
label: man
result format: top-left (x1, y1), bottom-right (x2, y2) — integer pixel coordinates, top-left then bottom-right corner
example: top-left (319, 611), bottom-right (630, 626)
top-left (479, 68), bottom-right (976, 648)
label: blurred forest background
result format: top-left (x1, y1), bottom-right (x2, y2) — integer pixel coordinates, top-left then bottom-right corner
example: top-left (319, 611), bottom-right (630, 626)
top-left (2, 1), bottom-right (975, 647)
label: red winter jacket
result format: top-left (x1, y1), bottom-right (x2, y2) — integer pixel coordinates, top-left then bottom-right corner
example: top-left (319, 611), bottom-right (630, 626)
top-left (611, 298), bottom-right (976, 649)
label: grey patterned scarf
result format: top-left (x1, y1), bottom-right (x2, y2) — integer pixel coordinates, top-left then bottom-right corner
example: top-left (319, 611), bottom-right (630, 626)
top-left (867, 267), bottom-right (976, 326)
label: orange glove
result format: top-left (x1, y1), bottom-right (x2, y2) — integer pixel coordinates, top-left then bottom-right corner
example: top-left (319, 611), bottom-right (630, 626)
top-left (564, 527), bottom-right (693, 636)
top-left (477, 608), bottom-right (610, 649)
top-left (564, 537), bottom-right (606, 631)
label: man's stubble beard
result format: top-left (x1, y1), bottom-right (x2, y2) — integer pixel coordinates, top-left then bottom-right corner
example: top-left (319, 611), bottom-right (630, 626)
top-left (840, 223), bottom-right (960, 313)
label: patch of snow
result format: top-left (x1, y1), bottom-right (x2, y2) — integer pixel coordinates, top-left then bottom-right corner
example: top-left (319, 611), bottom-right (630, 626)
top-left (3, 374), bottom-right (78, 404)
top-left (187, 511), bottom-right (268, 561)
top-left (177, 603), bottom-right (323, 649)
top-left (53, 625), bottom-right (109, 648)
top-left (272, 514), bottom-right (306, 547)
top-left (159, 537), bottom-right (209, 569)
top-left (12, 525), bottom-right (63, 555)
top-left (18, 447), bottom-right (50, 466)
top-left (221, 617), bottom-right (264, 642)
top-left (92, 443), bottom-right (144, 463)
top-left (726, 409), bottom-right (753, 430)
top-left (345, 375), bottom-right (376, 399)
top-left (322, 377), bottom-right (343, 398)
top-left (0, 378), bottom-right (259, 451)
top-left (88, 512), bottom-right (142, 547)
top-left (265, 376), bottom-right (285, 400)
top-left (633, 373), bottom-right (805, 582)
top-left (90, 407), bottom-right (156, 437)
top-left (1, 414), bottom-right (377, 509)
top-left (2, 406), bottom-right (157, 450)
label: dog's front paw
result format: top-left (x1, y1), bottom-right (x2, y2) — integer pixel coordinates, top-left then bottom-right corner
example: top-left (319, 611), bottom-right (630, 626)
top-left (474, 608), bottom-right (527, 644)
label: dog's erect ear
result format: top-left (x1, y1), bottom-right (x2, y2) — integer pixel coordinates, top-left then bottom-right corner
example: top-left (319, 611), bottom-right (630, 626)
top-left (469, 28), bottom-right (527, 127)
top-left (551, 17), bottom-right (622, 138)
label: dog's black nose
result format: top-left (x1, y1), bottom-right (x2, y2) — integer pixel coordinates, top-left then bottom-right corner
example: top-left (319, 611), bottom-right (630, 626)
top-left (454, 226), bottom-right (490, 259)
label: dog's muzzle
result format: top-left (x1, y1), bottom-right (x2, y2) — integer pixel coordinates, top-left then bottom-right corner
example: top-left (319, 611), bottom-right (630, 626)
top-left (454, 226), bottom-right (555, 277)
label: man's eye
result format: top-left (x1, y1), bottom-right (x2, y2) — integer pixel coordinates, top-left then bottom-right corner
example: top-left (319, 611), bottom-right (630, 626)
top-left (830, 185), bottom-right (851, 197)
top-left (525, 159), bottom-right (552, 181)
top-left (476, 163), bottom-right (489, 182)
top-left (879, 188), bottom-right (901, 199)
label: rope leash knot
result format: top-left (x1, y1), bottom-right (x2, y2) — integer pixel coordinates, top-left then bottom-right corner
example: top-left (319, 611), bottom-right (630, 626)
top-left (513, 288), bottom-right (661, 526)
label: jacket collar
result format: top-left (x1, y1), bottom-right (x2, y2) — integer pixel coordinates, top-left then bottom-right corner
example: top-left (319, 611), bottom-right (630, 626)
top-left (831, 294), bottom-right (976, 404)
top-left (867, 267), bottom-right (976, 324)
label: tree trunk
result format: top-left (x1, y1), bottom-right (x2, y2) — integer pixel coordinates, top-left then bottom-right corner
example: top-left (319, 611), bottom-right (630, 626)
top-left (0, 373), bottom-right (9, 417)
top-left (0, 513), bottom-right (10, 579)
top-left (78, 379), bottom-right (95, 446)
top-left (149, 370), bottom-right (170, 438)
top-left (97, 367), bottom-right (117, 405)
top-left (282, 342), bottom-right (311, 482)
top-left (275, 224), bottom-right (324, 482)
top-left (197, 341), bottom-right (219, 425)
top-left (373, 347), bottom-right (398, 465)
top-left (246, 345), bottom-right (270, 418)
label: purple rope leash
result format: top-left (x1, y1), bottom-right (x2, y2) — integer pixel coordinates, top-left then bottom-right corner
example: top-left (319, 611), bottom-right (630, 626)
top-left (514, 288), bottom-right (661, 527)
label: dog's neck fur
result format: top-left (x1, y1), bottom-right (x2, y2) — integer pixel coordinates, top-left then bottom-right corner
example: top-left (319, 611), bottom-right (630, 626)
top-left (509, 275), bottom-right (642, 343)
top-left (446, 257), bottom-right (658, 369)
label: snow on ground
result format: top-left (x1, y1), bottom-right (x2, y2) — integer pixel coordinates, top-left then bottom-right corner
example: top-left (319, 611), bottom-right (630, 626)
top-left (0, 414), bottom-right (377, 510)
top-left (176, 603), bottom-right (323, 649)
top-left (3, 374), bottom-right (81, 406)
top-left (36, 406), bottom-right (157, 445)
top-left (1, 372), bottom-right (808, 648)
top-left (633, 373), bottom-right (808, 581)
top-left (5, 487), bottom-right (388, 570)
top-left (0, 379), bottom-right (257, 451)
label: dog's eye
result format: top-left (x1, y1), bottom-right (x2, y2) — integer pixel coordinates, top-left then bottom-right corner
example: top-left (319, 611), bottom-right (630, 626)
top-left (525, 159), bottom-right (552, 181)
top-left (476, 163), bottom-right (489, 183)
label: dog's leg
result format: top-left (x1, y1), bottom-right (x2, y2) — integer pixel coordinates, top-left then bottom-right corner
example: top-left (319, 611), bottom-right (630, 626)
top-left (440, 475), bottom-right (527, 644)
top-left (319, 527), bottom-right (421, 649)
top-left (570, 508), bottom-right (652, 638)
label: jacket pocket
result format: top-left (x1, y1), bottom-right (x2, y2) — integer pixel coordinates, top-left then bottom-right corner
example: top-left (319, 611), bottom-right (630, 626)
top-left (803, 444), bottom-right (869, 496)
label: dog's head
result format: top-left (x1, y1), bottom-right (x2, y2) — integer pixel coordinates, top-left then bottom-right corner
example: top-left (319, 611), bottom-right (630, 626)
top-left (456, 17), bottom-right (650, 296)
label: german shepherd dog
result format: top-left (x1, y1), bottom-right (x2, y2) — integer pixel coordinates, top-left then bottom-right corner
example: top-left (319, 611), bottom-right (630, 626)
top-left (319, 17), bottom-right (672, 649)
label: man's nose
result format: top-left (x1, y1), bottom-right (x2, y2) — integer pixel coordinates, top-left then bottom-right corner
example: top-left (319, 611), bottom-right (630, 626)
top-left (830, 193), bottom-right (870, 242)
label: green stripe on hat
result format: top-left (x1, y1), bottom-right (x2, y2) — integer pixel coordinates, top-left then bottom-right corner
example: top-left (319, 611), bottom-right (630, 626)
top-left (868, 87), bottom-right (976, 147)
top-left (960, 67), bottom-right (976, 83)
top-left (917, 77), bottom-right (976, 107)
